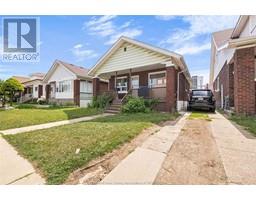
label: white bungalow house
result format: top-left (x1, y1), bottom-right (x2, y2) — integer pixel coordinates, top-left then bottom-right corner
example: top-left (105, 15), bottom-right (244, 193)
top-left (43, 60), bottom-right (108, 107)
top-left (13, 73), bottom-right (45, 102)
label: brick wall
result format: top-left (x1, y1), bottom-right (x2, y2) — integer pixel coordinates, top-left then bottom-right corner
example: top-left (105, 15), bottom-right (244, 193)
top-left (166, 67), bottom-right (177, 112)
top-left (178, 72), bottom-right (190, 101)
top-left (234, 47), bottom-right (255, 115)
top-left (99, 81), bottom-right (108, 94)
top-left (213, 62), bottom-right (234, 109)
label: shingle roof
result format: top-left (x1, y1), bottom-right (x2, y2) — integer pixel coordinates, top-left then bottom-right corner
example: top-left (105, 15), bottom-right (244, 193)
top-left (212, 28), bottom-right (233, 48)
top-left (12, 76), bottom-right (30, 83)
top-left (57, 60), bottom-right (90, 78)
top-left (30, 72), bottom-right (45, 79)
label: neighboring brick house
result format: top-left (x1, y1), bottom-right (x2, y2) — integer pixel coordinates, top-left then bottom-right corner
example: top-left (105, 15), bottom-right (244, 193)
top-left (43, 60), bottom-right (108, 107)
top-left (209, 15), bottom-right (256, 115)
top-left (88, 36), bottom-right (191, 112)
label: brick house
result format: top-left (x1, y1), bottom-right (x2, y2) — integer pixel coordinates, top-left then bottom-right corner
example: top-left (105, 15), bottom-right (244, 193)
top-left (88, 36), bottom-right (191, 112)
top-left (209, 15), bottom-right (256, 115)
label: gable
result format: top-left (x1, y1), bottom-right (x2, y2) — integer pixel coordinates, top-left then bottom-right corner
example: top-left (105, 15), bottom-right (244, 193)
top-left (48, 63), bottom-right (76, 82)
top-left (95, 42), bottom-right (170, 76)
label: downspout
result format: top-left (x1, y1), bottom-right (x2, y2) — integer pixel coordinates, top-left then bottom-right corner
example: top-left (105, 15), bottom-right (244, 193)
top-left (177, 69), bottom-right (187, 111)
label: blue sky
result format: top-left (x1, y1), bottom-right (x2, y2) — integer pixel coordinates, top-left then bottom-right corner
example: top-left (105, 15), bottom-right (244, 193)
top-left (0, 15), bottom-right (238, 84)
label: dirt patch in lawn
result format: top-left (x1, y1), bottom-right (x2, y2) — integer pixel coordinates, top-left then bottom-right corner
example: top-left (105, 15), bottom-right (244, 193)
top-left (65, 124), bottom-right (162, 184)
top-left (154, 119), bottom-right (228, 184)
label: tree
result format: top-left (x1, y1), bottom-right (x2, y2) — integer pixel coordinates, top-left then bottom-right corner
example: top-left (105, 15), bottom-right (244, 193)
top-left (0, 79), bottom-right (6, 107)
top-left (3, 78), bottom-right (24, 106)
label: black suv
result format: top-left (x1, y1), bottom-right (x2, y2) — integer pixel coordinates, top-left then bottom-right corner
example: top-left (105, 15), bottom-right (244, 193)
top-left (187, 89), bottom-right (216, 112)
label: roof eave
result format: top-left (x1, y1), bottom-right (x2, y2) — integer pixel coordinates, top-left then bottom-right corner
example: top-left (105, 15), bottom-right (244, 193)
top-left (88, 36), bottom-right (182, 77)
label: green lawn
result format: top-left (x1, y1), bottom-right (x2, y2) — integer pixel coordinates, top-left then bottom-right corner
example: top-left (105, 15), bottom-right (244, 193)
top-left (0, 107), bottom-right (101, 130)
top-left (4, 112), bottom-right (179, 184)
top-left (230, 115), bottom-right (256, 136)
top-left (188, 111), bottom-right (211, 120)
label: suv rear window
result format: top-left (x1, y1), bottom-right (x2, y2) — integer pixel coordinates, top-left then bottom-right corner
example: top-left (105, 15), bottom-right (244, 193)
top-left (192, 90), bottom-right (212, 96)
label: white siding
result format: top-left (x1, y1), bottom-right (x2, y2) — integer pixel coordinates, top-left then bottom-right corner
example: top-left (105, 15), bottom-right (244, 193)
top-left (48, 64), bottom-right (76, 99)
top-left (213, 48), bottom-right (235, 82)
top-left (96, 42), bottom-right (170, 75)
top-left (240, 16), bottom-right (256, 37)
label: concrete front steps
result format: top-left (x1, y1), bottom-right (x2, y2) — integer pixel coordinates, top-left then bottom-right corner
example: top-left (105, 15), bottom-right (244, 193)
top-left (105, 99), bottom-right (122, 114)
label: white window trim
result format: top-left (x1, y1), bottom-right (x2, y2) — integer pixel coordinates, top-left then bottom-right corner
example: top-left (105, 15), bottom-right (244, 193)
top-left (116, 76), bottom-right (128, 94)
top-left (56, 80), bottom-right (72, 93)
top-left (148, 70), bottom-right (167, 88)
top-left (131, 75), bottom-right (139, 89)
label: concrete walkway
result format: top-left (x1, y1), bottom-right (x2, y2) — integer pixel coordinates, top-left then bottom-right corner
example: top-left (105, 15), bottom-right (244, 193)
top-left (0, 135), bottom-right (45, 185)
top-left (101, 113), bottom-right (189, 184)
top-left (209, 112), bottom-right (256, 184)
top-left (0, 113), bottom-right (113, 135)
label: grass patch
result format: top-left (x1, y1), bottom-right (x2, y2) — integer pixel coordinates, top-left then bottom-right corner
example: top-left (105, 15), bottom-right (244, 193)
top-left (230, 115), bottom-right (256, 136)
top-left (188, 111), bottom-right (211, 121)
top-left (0, 107), bottom-right (101, 130)
top-left (4, 112), bottom-right (178, 184)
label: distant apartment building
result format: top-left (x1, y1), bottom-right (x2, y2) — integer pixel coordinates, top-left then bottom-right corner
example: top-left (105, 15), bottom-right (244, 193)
top-left (192, 76), bottom-right (204, 89)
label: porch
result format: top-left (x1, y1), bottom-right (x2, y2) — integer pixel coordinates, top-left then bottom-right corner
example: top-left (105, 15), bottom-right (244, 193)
top-left (93, 63), bottom-right (188, 112)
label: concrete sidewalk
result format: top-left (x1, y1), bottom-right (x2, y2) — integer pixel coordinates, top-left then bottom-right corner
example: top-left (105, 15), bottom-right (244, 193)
top-left (101, 113), bottom-right (189, 184)
top-left (0, 136), bottom-right (45, 185)
top-left (209, 112), bottom-right (256, 184)
top-left (0, 113), bottom-right (113, 135)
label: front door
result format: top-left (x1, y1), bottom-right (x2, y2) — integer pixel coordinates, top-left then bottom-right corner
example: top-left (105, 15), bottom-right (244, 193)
top-left (116, 77), bottom-right (128, 98)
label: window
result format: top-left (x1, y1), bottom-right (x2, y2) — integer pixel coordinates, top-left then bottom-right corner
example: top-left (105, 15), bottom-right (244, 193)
top-left (56, 80), bottom-right (71, 93)
top-left (116, 76), bottom-right (128, 93)
top-left (35, 86), bottom-right (38, 92)
top-left (80, 80), bottom-right (92, 93)
top-left (131, 75), bottom-right (139, 89)
top-left (148, 71), bottom-right (166, 88)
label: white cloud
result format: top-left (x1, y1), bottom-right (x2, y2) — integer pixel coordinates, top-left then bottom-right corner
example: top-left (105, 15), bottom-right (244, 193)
top-left (105, 29), bottom-right (142, 45)
top-left (155, 15), bottom-right (176, 21)
top-left (84, 15), bottom-right (142, 45)
top-left (71, 44), bottom-right (98, 62)
top-left (161, 16), bottom-right (238, 55)
top-left (175, 42), bottom-right (211, 55)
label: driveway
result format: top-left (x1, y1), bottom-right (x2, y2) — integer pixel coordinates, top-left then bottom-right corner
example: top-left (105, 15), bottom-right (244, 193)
top-left (155, 112), bottom-right (256, 184)
top-left (209, 112), bottom-right (256, 184)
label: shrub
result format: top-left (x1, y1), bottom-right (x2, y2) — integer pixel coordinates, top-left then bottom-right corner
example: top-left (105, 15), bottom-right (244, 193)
top-left (122, 97), bottom-right (146, 113)
top-left (37, 96), bottom-right (47, 105)
top-left (144, 98), bottom-right (160, 110)
top-left (91, 93), bottom-right (114, 109)
top-left (16, 104), bottom-right (36, 109)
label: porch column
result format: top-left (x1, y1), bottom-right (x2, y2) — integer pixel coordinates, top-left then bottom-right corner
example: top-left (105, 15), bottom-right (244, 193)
top-left (128, 69), bottom-right (132, 90)
top-left (234, 47), bottom-right (255, 115)
top-left (38, 85), bottom-right (43, 98)
top-left (166, 66), bottom-right (177, 112)
top-left (45, 84), bottom-right (50, 100)
top-left (74, 79), bottom-right (80, 106)
top-left (93, 77), bottom-right (100, 97)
